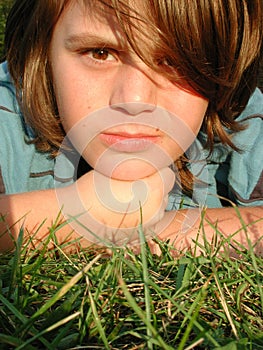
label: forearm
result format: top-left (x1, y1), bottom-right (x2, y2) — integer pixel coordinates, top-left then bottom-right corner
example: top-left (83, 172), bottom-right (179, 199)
top-left (2, 180), bottom-right (261, 257)
top-left (0, 168), bottom-right (171, 252)
top-left (0, 188), bottom-right (87, 252)
top-left (156, 206), bottom-right (263, 255)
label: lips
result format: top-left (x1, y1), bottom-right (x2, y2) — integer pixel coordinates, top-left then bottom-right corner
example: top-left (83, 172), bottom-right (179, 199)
top-left (99, 132), bottom-right (160, 152)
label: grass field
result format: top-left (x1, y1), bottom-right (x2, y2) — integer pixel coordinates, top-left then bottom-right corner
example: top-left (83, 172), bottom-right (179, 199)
top-left (0, 216), bottom-right (263, 350)
top-left (0, 2), bottom-right (263, 349)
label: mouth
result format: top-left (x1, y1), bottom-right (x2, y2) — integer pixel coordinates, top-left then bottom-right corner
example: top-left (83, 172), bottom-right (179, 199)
top-left (99, 132), bottom-right (161, 152)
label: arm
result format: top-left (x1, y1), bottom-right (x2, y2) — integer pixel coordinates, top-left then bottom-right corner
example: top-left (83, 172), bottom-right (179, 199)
top-left (0, 190), bottom-right (44, 251)
top-left (154, 206), bottom-right (263, 256)
top-left (0, 187), bottom-right (81, 252)
top-left (0, 168), bottom-right (174, 252)
top-left (1, 189), bottom-right (262, 255)
top-left (1, 168), bottom-right (262, 255)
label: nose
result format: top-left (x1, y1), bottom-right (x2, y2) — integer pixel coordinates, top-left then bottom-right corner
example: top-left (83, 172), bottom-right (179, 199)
top-left (110, 65), bottom-right (157, 115)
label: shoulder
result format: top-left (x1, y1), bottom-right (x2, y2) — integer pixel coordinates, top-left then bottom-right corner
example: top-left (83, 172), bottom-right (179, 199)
top-left (237, 88), bottom-right (263, 121)
top-left (194, 89), bottom-right (263, 208)
top-left (232, 88), bottom-right (263, 149)
top-left (0, 61), bottom-right (35, 140)
top-left (0, 61), bottom-right (28, 134)
top-left (0, 62), bottom-right (75, 194)
top-left (224, 88), bottom-right (263, 206)
top-left (0, 61), bottom-right (20, 114)
top-left (0, 62), bottom-right (50, 193)
top-left (0, 61), bottom-right (27, 141)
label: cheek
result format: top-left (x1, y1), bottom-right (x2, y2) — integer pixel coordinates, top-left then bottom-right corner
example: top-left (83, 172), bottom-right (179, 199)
top-left (51, 61), bottom-right (83, 122)
top-left (177, 104), bottom-right (207, 137)
top-left (160, 87), bottom-right (208, 142)
top-left (161, 98), bottom-right (208, 161)
top-left (51, 72), bottom-right (70, 121)
top-left (53, 80), bottom-right (87, 133)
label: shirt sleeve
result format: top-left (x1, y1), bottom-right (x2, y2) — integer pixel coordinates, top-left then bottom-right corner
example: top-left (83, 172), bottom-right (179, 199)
top-left (227, 113), bottom-right (263, 206)
top-left (195, 88), bottom-right (263, 208)
top-left (223, 88), bottom-right (263, 206)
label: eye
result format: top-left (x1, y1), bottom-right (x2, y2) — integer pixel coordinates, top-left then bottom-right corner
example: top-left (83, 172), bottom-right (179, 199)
top-left (86, 48), bottom-right (117, 62)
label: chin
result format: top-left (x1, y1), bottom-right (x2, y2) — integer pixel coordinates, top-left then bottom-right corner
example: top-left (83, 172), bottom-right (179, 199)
top-left (83, 149), bottom-right (165, 180)
top-left (109, 160), bottom-right (158, 181)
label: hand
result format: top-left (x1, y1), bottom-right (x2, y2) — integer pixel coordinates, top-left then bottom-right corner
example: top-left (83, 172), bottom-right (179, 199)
top-left (56, 167), bottom-right (175, 247)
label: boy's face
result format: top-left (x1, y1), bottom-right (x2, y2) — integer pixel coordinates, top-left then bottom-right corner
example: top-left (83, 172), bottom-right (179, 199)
top-left (50, 1), bottom-right (209, 180)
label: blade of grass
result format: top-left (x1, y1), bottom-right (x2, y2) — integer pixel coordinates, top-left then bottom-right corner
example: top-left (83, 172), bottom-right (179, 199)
top-left (145, 276), bottom-right (220, 347)
top-left (212, 261), bottom-right (238, 339)
top-left (0, 334), bottom-right (34, 349)
top-left (7, 226), bottom-right (23, 299)
top-left (16, 312), bottom-right (81, 350)
top-left (17, 253), bottom-right (101, 339)
top-left (177, 280), bottom-right (208, 350)
top-left (118, 275), bottom-right (174, 350)
top-left (0, 293), bottom-right (27, 324)
top-left (31, 254), bottom-right (101, 319)
top-left (138, 223), bottom-right (153, 350)
top-left (88, 285), bottom-right (111, 350)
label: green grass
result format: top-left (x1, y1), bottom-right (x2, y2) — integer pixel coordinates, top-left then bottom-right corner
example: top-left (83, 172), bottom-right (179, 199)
top-left (0, 0), bottom-right (13, 59)
top-left (0, 215), bottom-right (263, 350)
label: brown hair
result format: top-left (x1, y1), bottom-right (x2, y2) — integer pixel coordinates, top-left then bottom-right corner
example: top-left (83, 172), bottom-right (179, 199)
top-left (4, 0), bottom-right (263, 155)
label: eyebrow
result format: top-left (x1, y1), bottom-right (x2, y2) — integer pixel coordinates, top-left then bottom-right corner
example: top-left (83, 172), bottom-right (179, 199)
top-left (64, 33), bottom-right (127, 50)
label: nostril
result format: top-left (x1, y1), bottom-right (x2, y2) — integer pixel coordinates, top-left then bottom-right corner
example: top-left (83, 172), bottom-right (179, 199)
top-left (110, 102), bottom-right (157, 115)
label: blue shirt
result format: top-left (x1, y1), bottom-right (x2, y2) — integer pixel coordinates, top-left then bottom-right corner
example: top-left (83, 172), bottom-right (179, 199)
top-left (0, 61), bottom-right (262, 209)
top-left (0, 61), bottom-right (74, 193)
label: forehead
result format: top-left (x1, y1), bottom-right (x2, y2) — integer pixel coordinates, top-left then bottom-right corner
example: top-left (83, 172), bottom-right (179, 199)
top-left (55, 0), bottom-right (152, 51)
top-left (61, 1), bottom-right (118, 29)
top-left (62, 0), bottom-right (143, 28)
